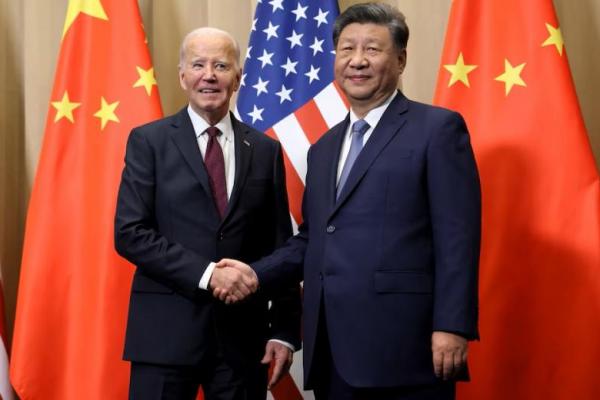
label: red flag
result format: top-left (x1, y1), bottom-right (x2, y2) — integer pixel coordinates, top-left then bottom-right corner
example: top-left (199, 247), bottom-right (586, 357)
top-left (10, 0), bottom-right (162, 398)
top-left (434, 1), bottom-right (600, 399)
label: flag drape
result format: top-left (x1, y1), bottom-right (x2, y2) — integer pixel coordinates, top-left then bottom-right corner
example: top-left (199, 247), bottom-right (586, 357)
top-left (10, 0), bottom-right (162, 398)
top-left (236, 0), bottom-right (346, 230)
top-left (434, 1), bottom-right (600, 399)
top-left (236, 1), bottom-right (343, 398)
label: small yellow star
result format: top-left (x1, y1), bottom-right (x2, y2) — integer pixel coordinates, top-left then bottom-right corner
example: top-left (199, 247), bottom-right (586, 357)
top-left (93, 97), bottom-right (120, 130)
top-left (443, 52), bottom-right (478, 87)
top-left (133, 66), bottom-right (158, 96)
top-left (494, 59), bottom-right (527, 96)
top-left (63, 0), bottom-right (108, 38)
top-left (542, 23), bottom-right (564, 56)
top-left (51, 91), bottom-right (81, 123)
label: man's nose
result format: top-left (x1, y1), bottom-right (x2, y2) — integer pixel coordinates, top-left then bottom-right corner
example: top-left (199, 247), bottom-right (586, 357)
top-left (202, 65), bottom-right (217, 80)
top-left (349, 49), bottom-right (368, 68)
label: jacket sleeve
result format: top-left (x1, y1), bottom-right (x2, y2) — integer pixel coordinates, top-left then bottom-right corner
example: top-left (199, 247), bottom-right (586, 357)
top-left (427, 111), bottom-right (481, 340)
top-left (265, 142), bottom-right (302, 350)
top-left (114, 127), bottom-right (210, 300)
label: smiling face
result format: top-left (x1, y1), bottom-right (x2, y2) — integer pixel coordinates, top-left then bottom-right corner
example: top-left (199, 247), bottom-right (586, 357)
top-left (334, 23), bottom-right (406, 117)
top-left (179, 30), bottom-right (241, 125)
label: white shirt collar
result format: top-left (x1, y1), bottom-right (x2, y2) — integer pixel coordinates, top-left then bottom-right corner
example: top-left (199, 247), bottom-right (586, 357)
top-left (348, 90), bottom-right (398, 132)
top-left (187, 105), bottom-right (234, 142)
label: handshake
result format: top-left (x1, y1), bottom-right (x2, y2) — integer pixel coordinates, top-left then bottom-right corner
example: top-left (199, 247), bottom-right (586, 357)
top-left (209, 259), bottom-right (257, 304)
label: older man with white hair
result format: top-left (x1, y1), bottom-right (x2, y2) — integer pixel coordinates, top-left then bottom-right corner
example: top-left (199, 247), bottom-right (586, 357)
top-left (115, 27), bottom-right (300, 400)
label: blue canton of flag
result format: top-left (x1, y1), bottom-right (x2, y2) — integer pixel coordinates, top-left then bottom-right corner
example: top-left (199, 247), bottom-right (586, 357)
top-left (237, 0), bottom-right (338, 131)
top-left (236, 0), bottom-right (347, 231)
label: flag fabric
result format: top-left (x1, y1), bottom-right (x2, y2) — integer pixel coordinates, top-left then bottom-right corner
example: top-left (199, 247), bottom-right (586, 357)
top-left (10, 0), bottom-right (162, 398)
top-left (236, 1), bottom-right (345, 398)
top-left (434, 1), bottom-right (600, 399)
top-left (0, 273), bottom-right (14, 400)
top-left (236, 0), bottom-right (347, 232)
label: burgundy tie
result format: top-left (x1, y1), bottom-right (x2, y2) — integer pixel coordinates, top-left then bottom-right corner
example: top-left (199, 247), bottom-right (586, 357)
top-left (204, 126), bottom-right (227, 218)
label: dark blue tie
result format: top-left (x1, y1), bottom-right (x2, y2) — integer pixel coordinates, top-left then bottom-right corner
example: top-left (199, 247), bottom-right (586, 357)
top-left (337, 119), bottom-right (370, 198)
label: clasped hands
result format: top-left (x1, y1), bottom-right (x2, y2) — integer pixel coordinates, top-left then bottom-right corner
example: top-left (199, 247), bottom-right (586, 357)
top-left (209, 259), bottom-right (292, 389)
top-left (208, 258), bottom-right (257, 304)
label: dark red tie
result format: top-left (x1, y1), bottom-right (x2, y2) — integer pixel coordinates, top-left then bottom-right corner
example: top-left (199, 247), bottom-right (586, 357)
top-left (204, 126), bottom-right (227, 218)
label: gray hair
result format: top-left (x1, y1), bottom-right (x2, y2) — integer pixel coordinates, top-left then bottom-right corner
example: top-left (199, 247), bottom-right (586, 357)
top-left (333, 3), bottom-right (409, 51)
top-left (178, 27), bottom-right (241, 69)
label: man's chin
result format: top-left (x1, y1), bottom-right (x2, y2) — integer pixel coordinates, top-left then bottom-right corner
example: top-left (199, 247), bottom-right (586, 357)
top-left (346, 91), bottom-right (376, 103)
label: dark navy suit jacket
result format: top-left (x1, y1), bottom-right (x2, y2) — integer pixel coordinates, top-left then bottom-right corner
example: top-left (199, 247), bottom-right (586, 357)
top-left (253, 92), bottom-right (480, 388)
top-left (115, 108), bottom-right (301, 371)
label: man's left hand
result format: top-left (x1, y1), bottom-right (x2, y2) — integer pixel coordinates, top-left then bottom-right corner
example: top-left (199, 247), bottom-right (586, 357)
top-left (261, 341), bottom-right (293, 389)
top-left (432, 331), bottom-right (468, 380)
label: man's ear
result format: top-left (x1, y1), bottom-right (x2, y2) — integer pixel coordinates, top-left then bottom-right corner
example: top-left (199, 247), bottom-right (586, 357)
top-left (398, 48), bottom-right (407, 74)
top-left (178, 68), bottom-right (187, 90)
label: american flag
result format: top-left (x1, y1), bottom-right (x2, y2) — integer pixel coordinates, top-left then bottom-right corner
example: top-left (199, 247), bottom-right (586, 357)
top-left (236, 0), bottom-right (348, 233)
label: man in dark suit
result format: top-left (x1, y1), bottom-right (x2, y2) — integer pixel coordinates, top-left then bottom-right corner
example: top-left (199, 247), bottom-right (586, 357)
top-left (215, 3), bottom-right (481, 399)
top-left (114, 27), bottom-right (300, 400)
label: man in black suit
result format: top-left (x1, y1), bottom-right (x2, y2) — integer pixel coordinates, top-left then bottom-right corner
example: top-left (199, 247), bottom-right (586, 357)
top-left (215, 3), bottom-right (481, 400)
top-left (114, 27), bottom-right (300, 400)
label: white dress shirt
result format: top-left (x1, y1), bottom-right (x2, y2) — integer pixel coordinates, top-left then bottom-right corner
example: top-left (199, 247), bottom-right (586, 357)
top-left (336, 91), bottom-right (398, 186)
top-left (187, 105), bottom-right (236, 199)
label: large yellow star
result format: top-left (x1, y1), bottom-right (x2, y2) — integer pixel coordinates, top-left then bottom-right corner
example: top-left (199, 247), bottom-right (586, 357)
top-left (542, 23), bottom-right (564, 56)
top-left (93, 97), bottom-right (120, 130)
top-left (494, 59), bottom-right (527, 96)
top-left (51, 91), bottom-right (81, 123)
top-left (443, 52), bottom-right (478, 87)
top-left (62, 0), bottom-right (108, 38)
top-left (133, 66), bottom-right (158, 96)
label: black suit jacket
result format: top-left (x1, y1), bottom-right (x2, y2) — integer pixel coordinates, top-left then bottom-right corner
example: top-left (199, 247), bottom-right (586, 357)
top-left (115, 108), bottom-right (301, 370)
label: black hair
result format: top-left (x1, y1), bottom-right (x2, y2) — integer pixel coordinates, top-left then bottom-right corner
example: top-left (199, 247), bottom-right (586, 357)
top-left (333, 3), bottom-right (409, 50)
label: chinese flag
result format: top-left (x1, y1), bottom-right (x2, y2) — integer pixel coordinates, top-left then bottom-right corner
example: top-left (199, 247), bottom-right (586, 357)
top-left (10, 0), bottom-right (162, 398)
top-left (434, 1), bottom-right (600, 399)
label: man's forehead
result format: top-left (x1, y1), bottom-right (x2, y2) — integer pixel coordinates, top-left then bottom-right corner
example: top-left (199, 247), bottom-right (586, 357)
top-left (339, 23), bottom-right (391, 38)
top-left (185, 43), bottom-right (235, 56)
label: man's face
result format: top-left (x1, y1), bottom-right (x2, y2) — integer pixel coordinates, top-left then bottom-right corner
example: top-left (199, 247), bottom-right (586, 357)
top-left (334, 23), bottom-right (406, 114)
top-left (179, 33), bottom-right (241, 124)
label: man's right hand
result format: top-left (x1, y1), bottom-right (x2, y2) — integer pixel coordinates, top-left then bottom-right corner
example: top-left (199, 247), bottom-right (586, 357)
top-left (209, 259), bottom-right (257, 304)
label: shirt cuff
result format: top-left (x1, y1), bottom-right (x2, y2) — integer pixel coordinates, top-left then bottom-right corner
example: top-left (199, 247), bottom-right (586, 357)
top-left (199, 262), bottom-right (216, 290)
top-left (268, 339), bottom-right (295, 352)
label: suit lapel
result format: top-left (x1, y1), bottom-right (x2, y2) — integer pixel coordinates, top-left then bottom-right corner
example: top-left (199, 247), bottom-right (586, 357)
top-left (169, 107), bottom-right (213, 197)
top-left (332, 92), bottom-right (409, 214)
top-left (223, 115), bottom-right (252, 223)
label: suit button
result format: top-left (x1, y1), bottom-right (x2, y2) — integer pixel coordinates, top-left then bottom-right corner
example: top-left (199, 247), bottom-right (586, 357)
top-left (326, 225), bottom-right (335, 233)
top-left (218, 232), bottom-right (224, 240)
top-left (319, 272), bottom-right (323, 280)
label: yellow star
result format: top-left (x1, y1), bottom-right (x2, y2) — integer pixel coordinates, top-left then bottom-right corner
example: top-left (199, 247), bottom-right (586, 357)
top-left (494, 59), bottom-right (527, 96)
top-left (133, 66), bottom-right (158, 96)
top-left (443, 52), bottom-right (478, 87)
top-left (542, 23), bottom-right (564, 56)
top-left (93, 97), bottom-right (120, 130)
top-left (63, 0), bottom-right (108, 38)
top-left (51, 91), bottom-right (81, 123)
